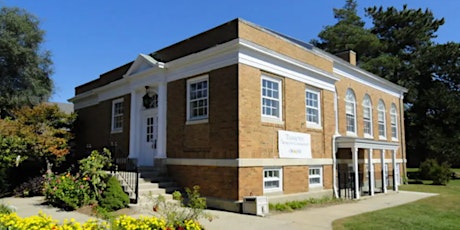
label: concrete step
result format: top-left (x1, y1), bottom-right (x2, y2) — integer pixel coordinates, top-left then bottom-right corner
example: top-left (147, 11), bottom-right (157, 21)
top-left (138, 182), bottom-right (160, 190)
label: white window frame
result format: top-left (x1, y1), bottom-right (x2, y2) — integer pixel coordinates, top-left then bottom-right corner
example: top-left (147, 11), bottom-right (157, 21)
top-left (305, 88), bottom-right (321, 128)
top-left (186, 75), bottom-right (209, 123)
top-left (363, 95), bottom-right (373, 138)
top-left (378, 100), bottom-right (386, 139)
top-left (345, 89), bottom-right (357, 135)
top-left (263, 167), bottom-right (283, 193)
top-left (390, 103), bottom-right (398, 141)
top-left (111, 98), bottom-right (124, 133)
top-left (309, 166), bottom-right (323, 188)
top-left (261, 75), bottom-right (282, 122)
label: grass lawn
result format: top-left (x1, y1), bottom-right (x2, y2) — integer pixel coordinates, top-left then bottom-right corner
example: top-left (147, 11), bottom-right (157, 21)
top-left (332, 174), bottom-right (460, 230)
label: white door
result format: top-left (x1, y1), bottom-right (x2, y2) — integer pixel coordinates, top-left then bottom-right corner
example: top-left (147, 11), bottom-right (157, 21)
top-left (140, 109), bottom-right (158, 166)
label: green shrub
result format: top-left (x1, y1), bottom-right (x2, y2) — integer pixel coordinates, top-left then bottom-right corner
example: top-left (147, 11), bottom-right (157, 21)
top-left (0, 203), bottom-right (14, 214)
top-left (98, 176), bottom-right (129, 212)
top-left (43, 171), bottom-right (94, 210)
top-left (419, 159), bottom-right (451, 185)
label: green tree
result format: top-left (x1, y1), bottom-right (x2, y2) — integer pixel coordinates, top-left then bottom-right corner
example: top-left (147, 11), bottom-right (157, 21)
top-left (0, 103), bottom-right (75, 168)
top-left (314, 2), bottom-right (460, 166)
top-left (0, 7), bottom-right (53, 118)
top-left (311, 0), bottom-right (380, 62)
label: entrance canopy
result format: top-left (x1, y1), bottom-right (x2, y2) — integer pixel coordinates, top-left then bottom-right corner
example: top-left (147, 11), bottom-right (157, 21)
top-left (335, 136), bottom-right (399, 151)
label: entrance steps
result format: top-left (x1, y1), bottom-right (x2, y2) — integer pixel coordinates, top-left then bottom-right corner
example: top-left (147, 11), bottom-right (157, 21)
top-left (114, 164), bottom-right (182, 208)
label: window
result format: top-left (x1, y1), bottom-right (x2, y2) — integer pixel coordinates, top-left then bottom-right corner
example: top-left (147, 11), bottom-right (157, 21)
top-left (391, 103), bottom-right (398, 140)
top-left (345, 89), bottom-right (357, 134)
top-left (187, 75), bottom-right (208, 121)
top-left (111, 98), bottom-right (124, 133)
top-left (306, 88), bottom-right (321, 127)
top-left (263, 168), bottom-right (282, 192)
top-left (363, 95), bottom-right (373, 137)
top-left (378, 100), bottom-right (386, 138)
top-left (309, 166), bottom-right (322, 187)
top-left (261, 76), bottom-right (282, 120)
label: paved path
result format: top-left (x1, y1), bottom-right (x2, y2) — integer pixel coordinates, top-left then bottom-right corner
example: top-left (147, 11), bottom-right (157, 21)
top-left (1, 191), bottom-right (437, 229)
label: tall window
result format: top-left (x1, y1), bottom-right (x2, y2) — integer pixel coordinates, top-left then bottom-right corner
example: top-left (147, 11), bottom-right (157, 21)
top-left (263, 168), bottom-right (282, 193)
top-left (378, 100), bottom-right (386, 138)
top-left (187, 75), bottom-right (208, 121)
top-left (391, 103), bottom-right (398, 140)
top-left (111, 98), bottom-right (124, 133)
top-left (309, 166), bottom-right (322, 187)
top-left (306, 88), bottom-right (321, 127)
top-left (261, 76), bottom-right (282, 120)
top-left (345, 89), bottom-right (357, 134)
top-left (363, 95), bottom-right (373, 137)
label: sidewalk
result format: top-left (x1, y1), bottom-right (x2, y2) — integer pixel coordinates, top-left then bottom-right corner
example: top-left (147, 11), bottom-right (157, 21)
top-left (1, 191), bottom-right (437, 229)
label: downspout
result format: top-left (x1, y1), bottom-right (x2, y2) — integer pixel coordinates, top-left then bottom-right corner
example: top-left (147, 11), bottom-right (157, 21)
top-left (332, 86), bottom-right (340, 198)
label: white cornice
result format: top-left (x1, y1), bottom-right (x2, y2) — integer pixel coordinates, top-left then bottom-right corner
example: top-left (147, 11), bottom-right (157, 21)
top-left (239, 39), bottom-right (338, 92)
top-left (334, 62), bottom-right (408, 98)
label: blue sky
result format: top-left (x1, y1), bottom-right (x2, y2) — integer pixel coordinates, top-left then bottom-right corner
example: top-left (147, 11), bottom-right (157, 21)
top-left (1, 0), bottom-right (459, 103)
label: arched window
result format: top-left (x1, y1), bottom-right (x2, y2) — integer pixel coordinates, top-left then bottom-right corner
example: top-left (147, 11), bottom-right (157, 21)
top-left (363, 95), bottom-right (373, 137)
top-left (391, 103), bottom-right (398, 140)
top-left (345, 89), bottom-right (357, 134)
top-left (378, 100), bottom-right (386, 138)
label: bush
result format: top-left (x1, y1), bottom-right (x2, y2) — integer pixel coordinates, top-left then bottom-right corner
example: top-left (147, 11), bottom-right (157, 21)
top-left (98, 176), bottom-right (129, 212)
top-left (419, 159), bottom-right (451, 185)
top-left (0, 203), bottom-right (14, 214)
top-left (43, 171), bottom-right (93, 210)
top-left (13, 176), bottom-right (44, 197)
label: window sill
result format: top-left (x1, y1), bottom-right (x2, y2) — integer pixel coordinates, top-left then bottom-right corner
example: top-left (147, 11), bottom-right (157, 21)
top-left (261, 117), bottom-right (284, 125)
top-left (306, 123), bottom-right (322, 130)
top-left (346, 131), bottom-right (357, 137)
top-left (364, 134), bottom-right (373, 139)
top-left (111, 129), bottom-right (123, 134)
top-left (391, 138), bottom-right (399, 142)
top-left (186, 119), bottom-right (208, 125)
top-left (263, 189), bottom-right (283, 194)
top-left (379, 136), bottom-right (387, 141)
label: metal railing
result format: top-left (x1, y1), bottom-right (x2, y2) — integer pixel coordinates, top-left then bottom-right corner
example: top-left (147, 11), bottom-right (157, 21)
top-left (109, 146), bottom-right (139, 203)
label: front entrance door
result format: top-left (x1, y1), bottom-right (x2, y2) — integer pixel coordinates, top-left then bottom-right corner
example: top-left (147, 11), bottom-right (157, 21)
top-left (140, 109), bottom-right (158, 166)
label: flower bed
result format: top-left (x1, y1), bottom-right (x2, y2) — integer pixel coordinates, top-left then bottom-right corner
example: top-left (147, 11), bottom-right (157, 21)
top-left (0, 211), bottom-right (202, 230)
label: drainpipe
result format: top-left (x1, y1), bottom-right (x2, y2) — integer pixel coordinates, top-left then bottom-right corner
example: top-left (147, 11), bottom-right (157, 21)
top-left (399, 93), bottom-right (407, 183)
top-left (332, 87), bottom-right (340, 198)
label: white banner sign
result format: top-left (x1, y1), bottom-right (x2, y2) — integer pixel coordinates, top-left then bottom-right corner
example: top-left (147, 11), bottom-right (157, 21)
top-left (278, 130), bottom-right (312, 159)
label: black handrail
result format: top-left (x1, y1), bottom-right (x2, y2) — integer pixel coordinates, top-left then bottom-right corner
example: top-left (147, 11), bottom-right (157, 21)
top-left (109, 145), bottom-right (139, 204)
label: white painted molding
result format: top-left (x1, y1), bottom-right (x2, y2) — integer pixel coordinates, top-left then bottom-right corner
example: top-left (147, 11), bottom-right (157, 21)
top-left (166, 158), bottom-right (333, 167)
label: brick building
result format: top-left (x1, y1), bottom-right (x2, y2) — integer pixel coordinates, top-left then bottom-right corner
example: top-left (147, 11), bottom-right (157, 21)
top-left (70, 19), bottom-right (407, 212)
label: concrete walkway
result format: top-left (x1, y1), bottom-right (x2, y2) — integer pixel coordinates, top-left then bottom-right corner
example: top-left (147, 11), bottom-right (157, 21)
top-left (1, 191), bottom-right (437, 229)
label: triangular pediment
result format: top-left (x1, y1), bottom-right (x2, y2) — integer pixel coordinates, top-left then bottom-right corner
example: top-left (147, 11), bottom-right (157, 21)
top-left (124, 54), bottom-right (162, 77)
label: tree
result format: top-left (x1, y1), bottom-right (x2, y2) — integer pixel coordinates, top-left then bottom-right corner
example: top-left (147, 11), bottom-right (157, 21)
top-left (311, 0), bottom-right (380, 62)
top-left (0, 7), bottom-right (53, 118)
top-left (314, 2), bottom-right (460, 166)
top-left (0, 103), bottom-right (75, 168)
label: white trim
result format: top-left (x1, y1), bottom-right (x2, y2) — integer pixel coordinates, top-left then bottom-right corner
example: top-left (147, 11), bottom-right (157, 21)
top-left (124, 53), bottom-right (165, 78)
top-left (263, 167), bottom-right (283, 193)
top-left (390, 103), bottom-right (398, 141)
top-left (239, 39), bottom-right (337, 92)
top-left (305, 88), bottom-right (322, 128)
top-left (186, 75), bottom-right (209, 122)
top-left (337, 158), bottom-right (405, 164)
top-left (334, 63), bottom-right (407, 98)
top-left (166, 158), bottom-right (333, 167)
top-left (345, 89), bottom-right (357, 135)
top-left (261, 75), bottom-right (282, 121)
top-left (309, 166), bottom-right (323, 188)
top-left (111, 98), bottom-right (124, 133)
top-left (363, 94), bottom-right (373, 137)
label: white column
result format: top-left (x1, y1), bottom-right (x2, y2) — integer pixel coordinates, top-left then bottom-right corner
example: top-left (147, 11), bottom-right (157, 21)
top-left (381, 149), bottom-right (387, 193)
top-left (157, 82), bottom-right (167, 158)
top-left (392, 149), bottom-right (398, 192)
top-left (368, 148), bottom-right (374, 196)
top-left (352, 147), bottom-right (360, 199)
top-left (128, 89), bottom-right (137, 159)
